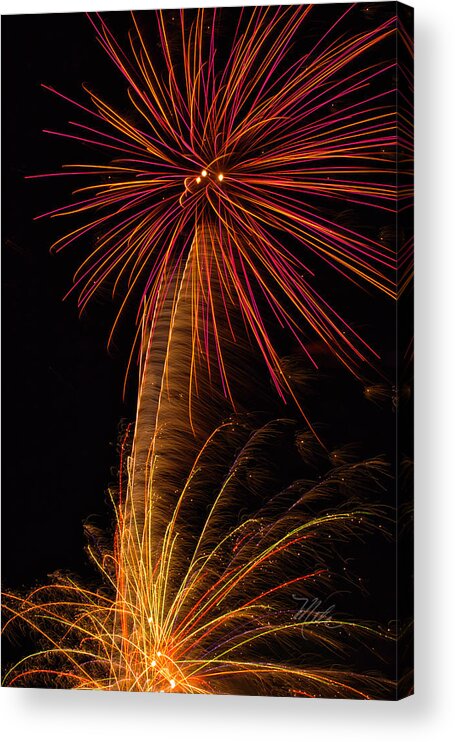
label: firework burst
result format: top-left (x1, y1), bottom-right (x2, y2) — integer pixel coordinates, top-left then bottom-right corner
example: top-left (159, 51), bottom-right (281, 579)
top-left (3, 416), bottom-right (392, 697)
top-left (31, 5), bottom-right (400, 409)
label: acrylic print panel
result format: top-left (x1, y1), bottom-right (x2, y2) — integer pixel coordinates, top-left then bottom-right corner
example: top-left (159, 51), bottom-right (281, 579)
top-left (1, 2), bottom-right (414, 699)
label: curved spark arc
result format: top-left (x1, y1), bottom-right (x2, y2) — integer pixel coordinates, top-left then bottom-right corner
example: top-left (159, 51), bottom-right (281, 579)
top-left (2, 415), bottom-right (393, 697)
top-left (3, 211), bottom-right (395, 697)
top-left (31, 5), bottom-right (399, 407)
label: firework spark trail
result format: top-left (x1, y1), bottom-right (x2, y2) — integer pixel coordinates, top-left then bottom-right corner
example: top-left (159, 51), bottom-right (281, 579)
top-left (123, 224), bottom-right (272, 547)
top-left (2, 244), bottom-right (395, 696)
top-left (2, 224), bottom-right (394, 697)
top-left (29, 6), bottom-right (401, 409)
top-left (3, 241), bottom-right (394, 696)
top-left (397, 15), bottom-right (414, 300)
top-left (2, 411), bottom-right (393, 696)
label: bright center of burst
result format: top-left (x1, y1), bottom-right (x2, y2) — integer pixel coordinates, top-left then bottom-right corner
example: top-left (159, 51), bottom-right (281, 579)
top-left (195, 169), bottom-right (224, 185)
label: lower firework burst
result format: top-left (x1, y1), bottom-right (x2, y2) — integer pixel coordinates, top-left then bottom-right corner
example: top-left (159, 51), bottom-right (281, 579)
top-left (3, 417), bottom-right (392, 698)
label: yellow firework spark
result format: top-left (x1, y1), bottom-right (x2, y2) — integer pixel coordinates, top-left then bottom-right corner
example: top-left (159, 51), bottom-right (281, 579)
top-left (3, 415), bottom-right (392, 697)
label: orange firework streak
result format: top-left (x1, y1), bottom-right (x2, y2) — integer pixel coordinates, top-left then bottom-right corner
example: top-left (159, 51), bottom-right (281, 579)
top-left (29, 5), bottom-right (402, 406)
top-left (3, 408), bottom-right (394, 695)
top-left (4, 259), bottom-right (394, 695)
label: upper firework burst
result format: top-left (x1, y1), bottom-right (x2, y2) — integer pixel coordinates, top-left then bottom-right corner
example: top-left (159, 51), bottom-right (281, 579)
top-left (32, 5), bottom-right (401, 406)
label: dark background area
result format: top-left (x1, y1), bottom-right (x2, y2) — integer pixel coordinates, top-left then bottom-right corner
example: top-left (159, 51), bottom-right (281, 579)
top-left (2, 4), bottom-right (402, 680)
top-left (2, 12), bottom-right (132, 592)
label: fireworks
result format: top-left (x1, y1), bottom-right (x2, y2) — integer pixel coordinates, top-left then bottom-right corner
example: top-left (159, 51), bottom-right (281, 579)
top-left (3, 416), bottom-right (392, 697)
top-left (30, 5), bottom-right (400, 407)
top-left (2, 4), bottom-right (408, 699)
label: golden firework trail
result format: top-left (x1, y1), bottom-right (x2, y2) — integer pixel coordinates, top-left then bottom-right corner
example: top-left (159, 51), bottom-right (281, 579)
top-left (3, 410), bottom-right (393, 696)
top-left (3, 237), bottom-right (393, 696)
